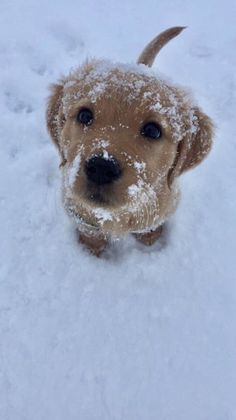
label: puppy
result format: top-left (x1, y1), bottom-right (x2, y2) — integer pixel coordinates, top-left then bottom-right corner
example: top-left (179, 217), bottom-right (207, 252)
top-left (47, 27), bottom-right (213, 256)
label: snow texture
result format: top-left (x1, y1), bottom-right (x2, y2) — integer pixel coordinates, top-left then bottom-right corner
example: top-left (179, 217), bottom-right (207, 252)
top-left (0, 0), bottom-right (236, 419)
top-left (92, 208), bottom-right (113, 224)
top-left (66, 153), bottom-right (81, 187)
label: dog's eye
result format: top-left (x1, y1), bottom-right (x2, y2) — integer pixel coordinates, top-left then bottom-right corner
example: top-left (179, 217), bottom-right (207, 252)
top-left (141, 122), bottom-right (162, 140)
top-left (77, 108), bottom-right (93, 126)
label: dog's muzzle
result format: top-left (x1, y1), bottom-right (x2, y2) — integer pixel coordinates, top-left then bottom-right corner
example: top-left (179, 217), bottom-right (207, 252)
top-left (85, 155), bottom-right (122, 186)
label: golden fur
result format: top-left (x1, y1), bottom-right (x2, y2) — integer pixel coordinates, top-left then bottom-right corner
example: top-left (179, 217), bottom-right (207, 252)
top-left (46, 28), bottom-right (213, 255)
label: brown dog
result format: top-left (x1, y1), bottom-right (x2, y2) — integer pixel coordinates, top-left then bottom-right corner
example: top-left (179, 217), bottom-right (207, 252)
top-left (47, 27), bottom-right (213, 256)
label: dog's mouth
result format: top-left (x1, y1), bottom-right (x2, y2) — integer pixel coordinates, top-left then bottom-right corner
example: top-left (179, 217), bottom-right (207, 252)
top-left (65, 192), bottom-right (117, 233)
top-left (85, 188), bottom-right (110, 205)
top-left (67, 207), bottom-right (100, 232)
top-left (83, 180), bottom-right (121, 207)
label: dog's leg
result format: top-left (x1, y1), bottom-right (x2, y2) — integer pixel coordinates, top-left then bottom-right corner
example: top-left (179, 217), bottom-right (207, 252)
top-left (134, 225), bottom-right (163, 246)
top-left (76, 229), bottom-right (108, 257)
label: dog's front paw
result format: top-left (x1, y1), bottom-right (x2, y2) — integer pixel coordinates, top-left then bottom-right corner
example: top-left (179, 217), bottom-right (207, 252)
top-left (133, 225), bottom-right (163, 246)
top-left (76, 229), bottom-right (108, 257)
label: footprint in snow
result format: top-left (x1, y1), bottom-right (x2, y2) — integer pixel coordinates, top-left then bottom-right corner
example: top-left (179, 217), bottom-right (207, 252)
top-left (49, 22), bottom-right (85, 54)
top-left (5, 91), bottom-right (33, 114)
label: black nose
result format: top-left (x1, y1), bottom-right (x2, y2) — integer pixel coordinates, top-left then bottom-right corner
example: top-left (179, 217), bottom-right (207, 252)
top-left (85, 156), bottom-right (122, 186)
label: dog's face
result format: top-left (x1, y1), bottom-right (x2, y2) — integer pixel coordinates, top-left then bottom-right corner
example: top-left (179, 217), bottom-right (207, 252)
top-left (47, 30), bottom-right (213, 234)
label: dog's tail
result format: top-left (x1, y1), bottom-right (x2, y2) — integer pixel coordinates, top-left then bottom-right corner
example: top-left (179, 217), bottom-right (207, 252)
top-left (137, 26), bottom-right (186, 67)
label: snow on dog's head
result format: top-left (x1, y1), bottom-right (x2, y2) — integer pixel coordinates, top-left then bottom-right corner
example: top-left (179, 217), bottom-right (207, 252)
top-left (47, 27), bottom-right (213, 235)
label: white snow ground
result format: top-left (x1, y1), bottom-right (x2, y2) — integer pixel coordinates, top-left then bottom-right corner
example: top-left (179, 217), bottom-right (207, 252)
top-left (0, 0), bottom-right (236, 419)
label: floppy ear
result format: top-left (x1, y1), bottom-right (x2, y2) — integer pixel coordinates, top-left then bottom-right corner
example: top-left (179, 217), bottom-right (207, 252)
top-left (168, 107), bottom-right (214, 185)
top-left (46, 82), bottom-right (66, 164)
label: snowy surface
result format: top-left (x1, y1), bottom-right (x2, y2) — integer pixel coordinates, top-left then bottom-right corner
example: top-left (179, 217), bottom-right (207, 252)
top-left (0, 0), bottom-right (236, 419)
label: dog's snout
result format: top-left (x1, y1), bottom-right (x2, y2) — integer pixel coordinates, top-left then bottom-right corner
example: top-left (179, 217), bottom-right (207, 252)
top-left (85, 156), bottom-right (122, 186)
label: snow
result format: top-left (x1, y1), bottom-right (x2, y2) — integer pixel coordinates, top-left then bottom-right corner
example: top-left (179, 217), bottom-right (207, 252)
top-left (92, 208), bottom-right (113, 224)
top-left (133, 161), bottom-right (146, 173)
top-left (66, 152), bottom-right (81, 187)
top-left (0, 0), bottom-right (236, 419)
top-left (128, 179), bottom-right (156, 206)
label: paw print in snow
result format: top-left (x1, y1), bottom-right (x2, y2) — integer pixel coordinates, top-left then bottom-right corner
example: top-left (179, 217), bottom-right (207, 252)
top-left (50, 22), bottom-right (85, 55)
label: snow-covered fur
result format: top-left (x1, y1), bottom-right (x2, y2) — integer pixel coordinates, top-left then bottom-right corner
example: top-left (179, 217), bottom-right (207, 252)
top-left (47, 28), bottom-right (213, 255)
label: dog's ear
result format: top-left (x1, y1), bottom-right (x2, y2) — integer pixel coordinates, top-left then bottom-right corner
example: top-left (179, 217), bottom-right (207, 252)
top-left (168, 107), bottom-right (214, 185)
top-left (46, 82), bottom-right (66, 164)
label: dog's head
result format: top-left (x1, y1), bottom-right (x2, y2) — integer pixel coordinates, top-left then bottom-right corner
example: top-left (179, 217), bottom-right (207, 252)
top-left (47, 27), bottom-right (213, 234)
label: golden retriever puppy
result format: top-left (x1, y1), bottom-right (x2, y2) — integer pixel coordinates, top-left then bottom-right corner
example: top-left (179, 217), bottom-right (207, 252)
top-left (47, 27), bottom-right (213, 256)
